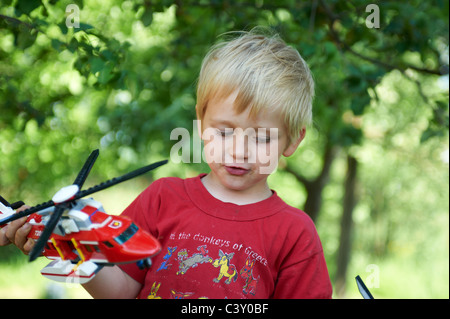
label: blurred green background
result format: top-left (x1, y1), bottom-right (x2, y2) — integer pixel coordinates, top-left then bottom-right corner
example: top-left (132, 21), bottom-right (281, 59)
top-left (0, 0), bottom-right (448, 298)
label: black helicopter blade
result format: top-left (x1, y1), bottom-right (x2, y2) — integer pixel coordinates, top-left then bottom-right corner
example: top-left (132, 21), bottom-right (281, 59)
top-left (74, 160), bottom-right (168, 200)
top-left (0, 159), bottom-right (168, 227)
top-left (29, 204), bottom-right (66, 262)
top-left (0, 200), bottom-right (55, 226)
top-left (0, 195), bottom-right (9, 207)
top-left (73, 149), bottom-right (99, 188)
top-left (0, 195), bottom-right (25, 211)
top-left (355, 275), bottom-right (374, 299)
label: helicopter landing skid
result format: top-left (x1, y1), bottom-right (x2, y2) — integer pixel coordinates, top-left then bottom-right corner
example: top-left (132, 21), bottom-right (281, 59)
top-left (40, 259), bottom-right (102, 284)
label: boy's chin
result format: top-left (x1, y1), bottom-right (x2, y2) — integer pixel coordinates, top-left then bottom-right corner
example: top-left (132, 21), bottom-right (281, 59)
top-left (220, 172), bottom-right (268, 190)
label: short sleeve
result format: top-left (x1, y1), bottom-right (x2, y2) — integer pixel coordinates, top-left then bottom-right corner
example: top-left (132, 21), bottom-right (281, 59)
top-left (271, 214), bottom-right (332, 299)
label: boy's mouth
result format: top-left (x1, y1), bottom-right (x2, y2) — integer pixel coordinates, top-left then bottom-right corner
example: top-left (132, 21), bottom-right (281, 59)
top-left (224, 165), bottom-right (250, 176)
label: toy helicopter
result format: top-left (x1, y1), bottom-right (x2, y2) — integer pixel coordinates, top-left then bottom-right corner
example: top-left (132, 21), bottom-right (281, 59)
top-left (0, 149), bottom-right (167, 284)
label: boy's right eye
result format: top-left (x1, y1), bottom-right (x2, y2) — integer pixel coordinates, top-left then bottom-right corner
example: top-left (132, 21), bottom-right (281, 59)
top-left (217, 128), bottom-right (233, 137)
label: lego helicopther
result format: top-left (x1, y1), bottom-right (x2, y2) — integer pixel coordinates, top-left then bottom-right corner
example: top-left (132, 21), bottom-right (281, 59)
top-left (0, 149), bottom-right (167, 284)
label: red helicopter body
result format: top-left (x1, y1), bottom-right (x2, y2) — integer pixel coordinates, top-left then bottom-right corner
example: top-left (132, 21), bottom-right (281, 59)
top-left (1, 198), bottom-right (161, 283)
top-left (0, 150), bottom-right (166, 284)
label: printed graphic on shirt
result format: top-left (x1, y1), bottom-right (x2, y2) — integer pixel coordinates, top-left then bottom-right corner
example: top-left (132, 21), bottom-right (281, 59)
top-left (170, 290), bottom-right (194, 299)
top-left (147, 231), bottom-right (266, 299)
top-left (156, 246), bottom-right (177, 272)
top-left (211, 249), bottom-right (238, 284)
top-left (147, 281), bottom-right (162, 299)
top-left (176, 245), bottom-right (213, 275)
top-left (240, 256), bottom-right (260, 295)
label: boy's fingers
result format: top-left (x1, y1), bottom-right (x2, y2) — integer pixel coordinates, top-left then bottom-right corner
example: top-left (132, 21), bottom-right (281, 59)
top-left (0, 226), bottom-right (11, 246)
top-left (16, 205), bottom-right (30, 213)
top-left (5, 217), bottom-right (27, 246)
top-left (15, 222), bottom-right (32, 250)
top-left (23, 237), bottom-right (35, 255)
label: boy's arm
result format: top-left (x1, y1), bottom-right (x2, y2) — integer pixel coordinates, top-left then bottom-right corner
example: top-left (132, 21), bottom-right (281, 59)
top-left (82, 266), bottom-right (142, 299)
top-left (272, 214), bottom-right (332, 299)
top-left (272, 250), bottom-right (332, 299)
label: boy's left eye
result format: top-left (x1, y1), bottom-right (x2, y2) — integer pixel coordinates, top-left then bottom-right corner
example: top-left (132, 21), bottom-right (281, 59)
top-left (256, 136), bottom-right (270, 143)
top-left (218, 129), bottom-right (233, 137)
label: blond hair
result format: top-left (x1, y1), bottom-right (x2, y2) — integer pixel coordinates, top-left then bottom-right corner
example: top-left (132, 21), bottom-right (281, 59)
top-left (196, 30), bottom-right (314, 141)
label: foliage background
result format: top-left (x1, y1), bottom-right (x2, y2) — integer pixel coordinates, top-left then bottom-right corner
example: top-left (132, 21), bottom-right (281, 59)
top-left (0, 0), bottom-right (448, 298)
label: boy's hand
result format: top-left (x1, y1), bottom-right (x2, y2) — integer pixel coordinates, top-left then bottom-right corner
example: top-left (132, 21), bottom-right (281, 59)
top-left (0, 205), bottom-right (35, 255)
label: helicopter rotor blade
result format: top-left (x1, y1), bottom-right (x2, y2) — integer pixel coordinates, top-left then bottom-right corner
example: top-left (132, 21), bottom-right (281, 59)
top-left (72, 149), bottom-right (99, 189)
top-left (29, 204), bottom-right (66, 262)
top-left (0, 150), bottom-right (99, 227)
top-left (74, 160), bottom-right (168, 200)
top-left (27, 159), bottom-right (168, 261)
top-left (0, 159), bottom-right (168, 227)
top-left (0, 200), bottom-right (55, 226)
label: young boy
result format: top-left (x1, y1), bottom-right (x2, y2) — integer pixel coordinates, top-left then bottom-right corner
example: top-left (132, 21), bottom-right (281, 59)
top-left (1, 31), bottom-right (332, 299)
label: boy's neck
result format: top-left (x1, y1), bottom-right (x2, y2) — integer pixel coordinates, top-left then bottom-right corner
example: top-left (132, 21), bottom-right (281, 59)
top-left (200, 173), bottom-right (272, 205)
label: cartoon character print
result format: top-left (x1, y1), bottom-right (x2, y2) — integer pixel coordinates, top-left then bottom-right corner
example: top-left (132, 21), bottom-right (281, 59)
top-left (156, 246), bottom-right (177, 272)
top-left (240, 257), bottom-right (260, 295)
top-left (150, 243), bottom-right (264, 298)
top-left (176, 245), bottom-right (212, 275)
top-left (147, 281), bottom-right (162, 299)
top-left (170, 290), bottom-right (194, 299)
top-left (211, 249), bottom-right (238, 284)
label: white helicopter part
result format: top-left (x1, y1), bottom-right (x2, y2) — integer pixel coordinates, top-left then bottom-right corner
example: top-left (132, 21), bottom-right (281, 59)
top-left (40, 259), bottom-right (99, 284)
top-left (52, 185), bottom-right (80, 204)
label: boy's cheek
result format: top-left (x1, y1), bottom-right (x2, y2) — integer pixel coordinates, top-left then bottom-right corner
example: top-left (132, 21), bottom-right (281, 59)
top-left (203, 139), bottom-right (225, 164)
top-left (256, 145), bottom-right (280, 175)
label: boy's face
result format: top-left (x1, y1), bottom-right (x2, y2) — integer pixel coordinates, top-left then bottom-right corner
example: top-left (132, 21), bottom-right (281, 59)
top-left (198, 91), bottom-right (304, 194)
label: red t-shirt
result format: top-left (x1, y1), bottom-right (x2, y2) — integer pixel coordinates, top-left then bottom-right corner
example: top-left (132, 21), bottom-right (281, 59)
top-left (119, 174), bottom-right (332, 299)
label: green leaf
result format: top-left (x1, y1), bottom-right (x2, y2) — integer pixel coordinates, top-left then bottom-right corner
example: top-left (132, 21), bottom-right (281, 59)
top-left (141, 8), bottom-right (153, 26)
top-left (97, 61), bottom-right (115, 84)
top-left (15, 26), bottom-right (38, 50)
top-left (51, 39), bottom-right (64, 52)
top-left (350, 94), bottom-right (371, 115)
top-left (74, 23), bottom-right (94, 33)
top-left (420, 127), bottom-right (443, 143)
top-left (89, 57), bottom-right (105, 74)
top-left (15, 0), bottom-right (42, 16)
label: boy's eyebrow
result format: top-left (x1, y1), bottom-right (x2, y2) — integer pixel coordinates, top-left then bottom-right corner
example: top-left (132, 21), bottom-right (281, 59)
top-left (209, 119), bottom-right (237, 128)
top-left (209, 118), bottom-right (280, 135)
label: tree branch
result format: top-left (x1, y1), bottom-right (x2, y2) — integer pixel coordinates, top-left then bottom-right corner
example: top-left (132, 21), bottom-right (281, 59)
top-left (318, 0), bottom-right (444, 76)
top-left (0, 14), bottom-right (41, 33)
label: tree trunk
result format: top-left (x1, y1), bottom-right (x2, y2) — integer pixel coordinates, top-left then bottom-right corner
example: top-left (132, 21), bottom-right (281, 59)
top-left (335, 155), bottom-right (358, 298)
top-left (284, 142), bottom-right (338, 223)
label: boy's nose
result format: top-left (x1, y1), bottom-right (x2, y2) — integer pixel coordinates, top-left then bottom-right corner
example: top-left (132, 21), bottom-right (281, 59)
top-left (226, 129), bottom-right (249, 162)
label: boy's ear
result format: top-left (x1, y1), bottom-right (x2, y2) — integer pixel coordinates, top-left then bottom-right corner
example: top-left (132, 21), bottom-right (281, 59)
top-left (282, 128), bottom-right (306, 157)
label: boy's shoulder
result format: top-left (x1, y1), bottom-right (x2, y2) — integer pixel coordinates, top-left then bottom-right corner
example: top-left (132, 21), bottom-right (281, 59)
top-left (144, 175), bottom-right (186, 194)
top-left (275, 197), bottom-right (318, 232)
top-left (150, 174), bottom-right (199, 188)
top-left (144, 175), bottom-right (201, 198)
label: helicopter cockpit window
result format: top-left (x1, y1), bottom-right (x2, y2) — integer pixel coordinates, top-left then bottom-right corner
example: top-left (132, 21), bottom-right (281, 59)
top-left (114, 223), bottom-right (138, 245)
